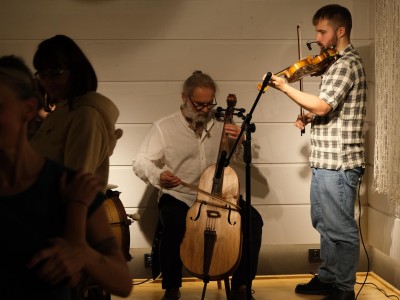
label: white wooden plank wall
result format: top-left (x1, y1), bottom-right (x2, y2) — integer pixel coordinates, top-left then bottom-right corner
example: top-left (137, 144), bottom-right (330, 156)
top-left (1, 0), bottom-right (380, 277)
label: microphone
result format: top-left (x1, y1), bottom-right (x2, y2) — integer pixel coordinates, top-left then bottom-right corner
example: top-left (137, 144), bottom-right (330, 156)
top-left (306, 41), bottom-right (329, 52)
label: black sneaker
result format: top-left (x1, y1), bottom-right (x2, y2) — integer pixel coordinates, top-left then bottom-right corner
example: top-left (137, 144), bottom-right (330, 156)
top-left (295, 275), bottom-right (335, 295)
top-left (161, 288), bottom-right (181, 300)
top-left (323, 287), bottom-right (355, 300)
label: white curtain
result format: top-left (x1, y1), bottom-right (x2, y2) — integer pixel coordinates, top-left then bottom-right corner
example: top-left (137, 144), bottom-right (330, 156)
top-left (374, 0), bottom-right (400, 206)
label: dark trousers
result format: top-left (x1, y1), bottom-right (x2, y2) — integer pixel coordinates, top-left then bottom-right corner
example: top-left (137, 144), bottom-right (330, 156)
top-left (158, 193), bottom-right (263, 290)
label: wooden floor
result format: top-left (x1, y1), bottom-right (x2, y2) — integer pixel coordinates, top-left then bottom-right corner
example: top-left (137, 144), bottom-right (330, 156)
top-left (113, 273), bottom-right (400, 300)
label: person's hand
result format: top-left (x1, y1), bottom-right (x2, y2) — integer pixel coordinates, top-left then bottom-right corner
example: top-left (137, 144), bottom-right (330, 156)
top-left (224, 124), bottom-right (241, 139)
top-left (27, 237), bottom-right (87, 287)
top-left (268, 74), bottom-right (286, 91)
top-left (60, 170), bottom-right (103, 207)
top-left (294, 113), bottom-right (313, 130)
top-left (160, 170), bottom-right (181, 188)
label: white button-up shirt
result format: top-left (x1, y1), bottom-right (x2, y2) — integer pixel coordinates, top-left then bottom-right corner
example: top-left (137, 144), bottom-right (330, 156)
top-left (132, 111), bottom-right (225, 207)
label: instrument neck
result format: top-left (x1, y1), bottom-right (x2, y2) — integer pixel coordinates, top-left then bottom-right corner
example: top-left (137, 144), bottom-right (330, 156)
top-left (212, 96), bottom-right (237, 195)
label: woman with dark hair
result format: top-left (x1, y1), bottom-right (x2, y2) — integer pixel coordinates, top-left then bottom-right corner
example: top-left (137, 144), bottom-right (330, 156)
top-left (30, 35), bottom-right (120, 191)
top-left (0, 55), bottom-right (132, 299)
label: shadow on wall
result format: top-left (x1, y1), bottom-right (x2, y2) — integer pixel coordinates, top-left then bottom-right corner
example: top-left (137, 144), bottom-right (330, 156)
top-left (136, 186), bottom-right (160, 246)
top-left (299, 142), bottom-right (311, 179)
top-left (234, 161), bottom-right (270, 202)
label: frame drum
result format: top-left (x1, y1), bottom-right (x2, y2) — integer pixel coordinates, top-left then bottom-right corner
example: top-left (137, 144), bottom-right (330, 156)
top-left (103, 190), bottom-right (132, 261)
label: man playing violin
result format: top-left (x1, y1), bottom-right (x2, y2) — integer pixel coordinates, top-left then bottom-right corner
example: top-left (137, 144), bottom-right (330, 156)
top-left (132, 70), bottom-right (263, 300)
top-left (268, 4), bottom-right (366, 300)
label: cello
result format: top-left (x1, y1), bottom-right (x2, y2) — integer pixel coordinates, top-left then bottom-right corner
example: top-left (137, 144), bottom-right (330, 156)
top-left (180, 94), bottom-right (242, 288)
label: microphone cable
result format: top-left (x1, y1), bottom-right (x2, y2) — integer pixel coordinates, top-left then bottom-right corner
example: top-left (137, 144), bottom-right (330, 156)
top-left (355, 169), bottom-right (369, 300)
top-left (355, 168), bottom-right (399, 300)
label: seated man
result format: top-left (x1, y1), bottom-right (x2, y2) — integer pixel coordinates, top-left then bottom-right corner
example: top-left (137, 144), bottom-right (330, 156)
top-left (133, 70), bottom-right (263, 300)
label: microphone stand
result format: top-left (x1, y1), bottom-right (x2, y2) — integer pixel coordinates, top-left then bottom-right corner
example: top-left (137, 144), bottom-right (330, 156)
top-left (224, 72), bottom-right (272, 299)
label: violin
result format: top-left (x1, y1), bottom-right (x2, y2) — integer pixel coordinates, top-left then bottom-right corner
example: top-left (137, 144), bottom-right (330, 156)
top-left (180, 94), bottom-right (242, 282)
top-left (257, 44), bottom-right (339, 91)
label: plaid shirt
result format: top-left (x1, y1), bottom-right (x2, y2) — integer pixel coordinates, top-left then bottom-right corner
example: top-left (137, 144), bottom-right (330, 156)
top-left (310, 44), bottom-right (367, 170)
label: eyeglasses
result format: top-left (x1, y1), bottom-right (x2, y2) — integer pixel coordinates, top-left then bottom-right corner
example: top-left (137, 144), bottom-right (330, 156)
top-left (188, 96), bottom-right (217, 110)
top-left (34, 68), bottom-right (67, 81)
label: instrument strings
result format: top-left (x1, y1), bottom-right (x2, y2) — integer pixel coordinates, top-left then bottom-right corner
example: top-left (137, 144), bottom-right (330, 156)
top-left (181, 181), bottom-right (241, 211)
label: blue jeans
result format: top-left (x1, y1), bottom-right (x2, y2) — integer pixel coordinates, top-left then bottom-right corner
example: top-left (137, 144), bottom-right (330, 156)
top-left (310, 167), bottom-right (362, 291)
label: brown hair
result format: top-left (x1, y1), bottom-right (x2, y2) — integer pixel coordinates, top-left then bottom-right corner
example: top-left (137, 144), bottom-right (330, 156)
top-left (313, 4), bottom-right (352, 37)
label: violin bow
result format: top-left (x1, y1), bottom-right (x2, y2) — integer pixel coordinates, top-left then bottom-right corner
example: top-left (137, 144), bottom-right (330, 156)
top-left (297, 25), bottom-right (305, 136)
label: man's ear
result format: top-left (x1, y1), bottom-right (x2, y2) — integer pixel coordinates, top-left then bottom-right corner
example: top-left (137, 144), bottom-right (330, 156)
top-left (337, 26), bottom-right (346, 38)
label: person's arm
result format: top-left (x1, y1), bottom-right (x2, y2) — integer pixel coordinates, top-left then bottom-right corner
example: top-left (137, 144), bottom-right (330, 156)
top-left (269, 74), bottom-right (332, 116)
top-left (62, 171), bottom-right (102, 286)
top-left (28, 208), bottom-right (132, 296)
top-left (62, 171), bottom-right (102, 242)
top-left (27, 172), bottom-right (132, 297)
top-left (80, 205), bottom-right (132, 296)
top-left (132, 124), bottom-right (166, 188)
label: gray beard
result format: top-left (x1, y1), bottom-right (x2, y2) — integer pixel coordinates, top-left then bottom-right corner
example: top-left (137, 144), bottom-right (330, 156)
top-left (192, 115), bottom-right (210, 131)
top-left (181, 104), bottom-right (213, 132)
